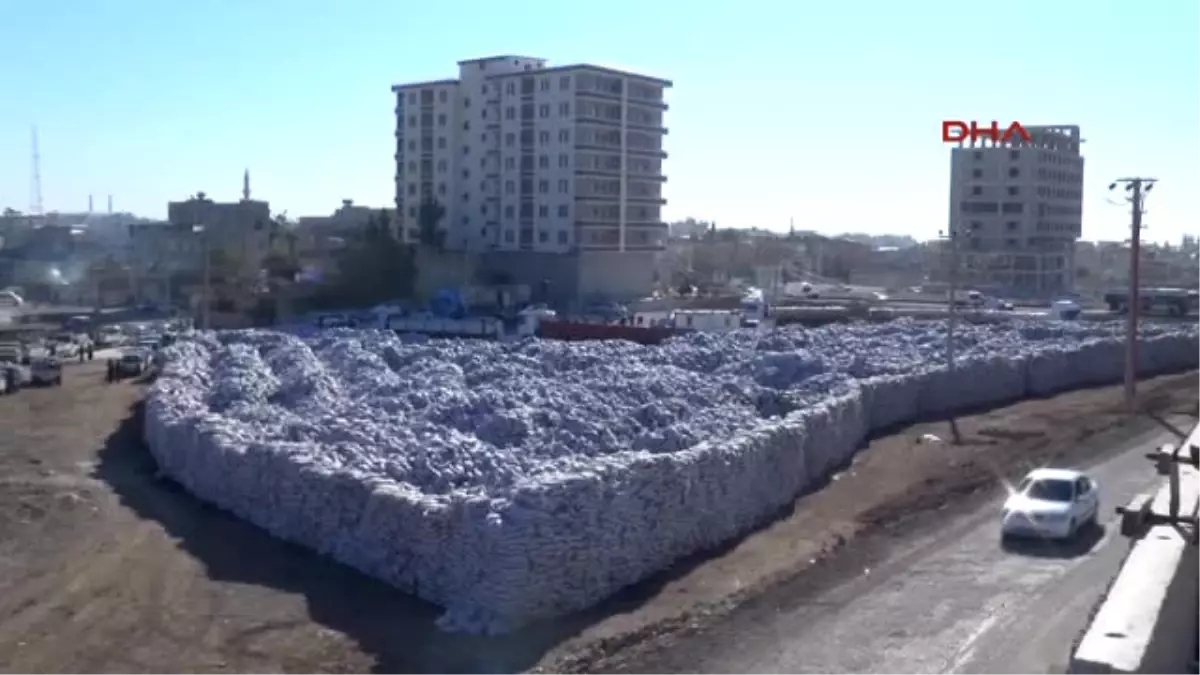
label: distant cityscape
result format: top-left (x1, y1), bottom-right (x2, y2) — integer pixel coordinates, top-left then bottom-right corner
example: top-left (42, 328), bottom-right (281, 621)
top-left (1, 55), bottom-right (1197, 325)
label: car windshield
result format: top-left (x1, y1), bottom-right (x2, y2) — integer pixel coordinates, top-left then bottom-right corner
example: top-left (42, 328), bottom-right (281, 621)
top-left (1023, 478), bottom-right (1074, 502)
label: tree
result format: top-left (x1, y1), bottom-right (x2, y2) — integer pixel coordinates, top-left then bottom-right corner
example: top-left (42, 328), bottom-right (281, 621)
top-left (319, 210), bottom-right (416, 308)
top-left (417, 197), bottom-right (447, 249)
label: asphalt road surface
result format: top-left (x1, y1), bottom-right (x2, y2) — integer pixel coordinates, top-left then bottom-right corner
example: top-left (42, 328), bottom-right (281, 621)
top-left (621, 423), bottom-right (1187, 674)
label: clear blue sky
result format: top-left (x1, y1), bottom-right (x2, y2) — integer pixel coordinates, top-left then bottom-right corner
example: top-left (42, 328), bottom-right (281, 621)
top-left (1, 0), bottom-right (1196, 244)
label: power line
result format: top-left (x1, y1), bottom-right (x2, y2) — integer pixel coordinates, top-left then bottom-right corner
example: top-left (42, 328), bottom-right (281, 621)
top-left (1108, 177), bottom-right (1156, 411)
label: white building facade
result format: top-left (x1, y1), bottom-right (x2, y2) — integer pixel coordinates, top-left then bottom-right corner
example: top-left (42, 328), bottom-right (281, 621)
top-left (947, 124), bottom-right (1084, 296)
top-left (392, 56), bottom-right (670, 300)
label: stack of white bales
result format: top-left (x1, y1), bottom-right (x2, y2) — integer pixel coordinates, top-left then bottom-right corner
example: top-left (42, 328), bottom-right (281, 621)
top-left (143, 319), bottom-right (1199, 633)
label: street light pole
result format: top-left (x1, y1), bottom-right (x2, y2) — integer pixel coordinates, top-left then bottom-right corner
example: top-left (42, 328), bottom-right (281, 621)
top-left (1109, 177), bottom-right (1156, 411)
top-left (193, 223), bottom-right (210, 330)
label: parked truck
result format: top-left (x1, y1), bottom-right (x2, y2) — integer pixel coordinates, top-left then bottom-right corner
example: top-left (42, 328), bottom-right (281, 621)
top-left (1102, 287), bottom-right (1197, 317)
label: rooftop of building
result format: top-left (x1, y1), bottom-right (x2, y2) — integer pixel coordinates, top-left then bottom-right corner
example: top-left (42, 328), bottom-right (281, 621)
top-left (391, 60), bottom-right (672, 92)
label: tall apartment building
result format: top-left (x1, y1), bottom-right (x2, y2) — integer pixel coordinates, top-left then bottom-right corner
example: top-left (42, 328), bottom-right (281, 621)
top-left (947, 125), bottom-right (1084, 296)
top-left (392, 55), bottom-right (670, 300)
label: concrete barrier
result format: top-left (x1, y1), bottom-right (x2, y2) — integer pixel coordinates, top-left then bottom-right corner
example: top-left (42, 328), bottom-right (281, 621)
top-left (1069, 425), bottom-right (1200, 674)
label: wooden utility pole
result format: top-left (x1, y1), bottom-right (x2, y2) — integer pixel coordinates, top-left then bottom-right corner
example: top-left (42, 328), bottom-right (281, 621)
top-left (1110, 177), bottom-right (1156, 411)
top-left (941, 228), bottom-right (963, 444)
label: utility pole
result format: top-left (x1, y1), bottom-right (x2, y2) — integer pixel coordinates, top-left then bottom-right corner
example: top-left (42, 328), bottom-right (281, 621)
top-left (941, 228), bottom-right (963, 444)
top-left (193, 222), bottom-right (211, 330)
top-left (1109, 178), bottom-right (1156, 411)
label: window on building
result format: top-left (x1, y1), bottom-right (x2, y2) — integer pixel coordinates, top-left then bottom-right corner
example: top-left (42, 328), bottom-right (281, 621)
top-left (559, 102), bottom-right (570, 116)
top-left (971, 186), bottom-right (982, 195)
top-left (558, 129), bottom-right (570, 143)
top-left (538, 205), bottom-right (549, 217)
top-left (506, 82), bottom-right (515, 95)
top-left (540, 78), bottom-right (550, 91)
top-left (1006, 221), bottom-right (1018, 230)
top-left (506, 106), bottom-right (515, 120)
top-left (558, 179), bottom-right (569, 193)
top-left (439, 90), bottom-right (448, 103)
top-left (437, 160), bottom-right (447, 172)
top-left (463, 97), bottom-right (471, 108)
top-left (973, 151), bottom-right (983, 160)
top-left (972, 168), bottom-right (983, 178)
top-left (558, 204), bottom-right (569, 217)
top-left (438, 137), bottom-right (446, 149)
top-left (409, 206), bottom-right (417, 217)
top-left (504, 205), bottom-right (515, 218)
top-left (538, 231), bottom-right (549, 243)
top-left (1009, 150), bottom-right (1020, 160)
top-left (438, 183), bottom-right (446, 195)
top-left (408, 93), bottom-right (416, 105)
top-left (538, 180), bottom-right (549, 193)
top-left (506, 133), bottom-right (515, 146)
top-left (1008, 167), bottom-right (1019, 178)
top-left (557, 230), bottom-right (568, 244)
top-left (1008, 186), bottom-right (1019, 196)
top-left (539, 104), bottom-right (550, 118)
top-left (969, 220), bottom-right (981, 230)
top-left (407, 161), bottom-right (416, 171)
top-left (505, 180), bottom-right (515, 194)
top-left (409, 116), bottom-right (417, 127)
top-left (539, 155), bottom-right (549, 169)
top-left (560, 76), bottom-right (571, 90)
top-left (558, 154), bottom-right (570, 168)
top-left (505, 157), bottom-right (515, 169)
top-left (438, 114), bottom-right (447, 126)
top-left (505, 229), bottom-right (515, 242)
top-left (407, 140), bottom-right (416, 151)
top-left (538, 130), bottom-right (550, 144)
top-left (408, 184), bottom-right (416, 196)
top-left (463, 121), bottom-right (470, 131)
top-left (463, 169), bottom-right (470, 179)
top-left (482, 84), bottom-right (488, 95)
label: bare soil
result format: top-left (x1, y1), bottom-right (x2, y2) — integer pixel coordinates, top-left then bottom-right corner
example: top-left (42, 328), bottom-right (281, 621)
top-left (0, 360), bottom-right (1194, 674)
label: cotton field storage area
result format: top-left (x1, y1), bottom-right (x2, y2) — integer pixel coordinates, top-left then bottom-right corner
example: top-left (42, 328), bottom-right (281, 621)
top-left (143, 319), bottom-right (1199, 634)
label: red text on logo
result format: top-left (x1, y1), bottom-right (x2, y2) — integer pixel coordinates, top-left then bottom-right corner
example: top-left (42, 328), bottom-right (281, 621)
top-left (942, 121), bottom-right (1031, 144)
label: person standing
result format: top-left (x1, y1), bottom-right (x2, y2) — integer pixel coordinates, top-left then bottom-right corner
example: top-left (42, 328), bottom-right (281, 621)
top-left (106, 358), bottom-right (115, 383)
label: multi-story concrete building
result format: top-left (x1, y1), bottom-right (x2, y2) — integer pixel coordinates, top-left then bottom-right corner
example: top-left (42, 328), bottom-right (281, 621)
top-left (392, 55), bottom-right (671, 301)
top-left (166, 175), bottom-right (273, 276)
top-left (947, 125), bottom-right (1084, 296)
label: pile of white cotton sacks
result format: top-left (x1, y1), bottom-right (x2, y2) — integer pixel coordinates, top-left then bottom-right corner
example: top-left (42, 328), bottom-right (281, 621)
top-left (142, 319), bottom-right (1199, 633)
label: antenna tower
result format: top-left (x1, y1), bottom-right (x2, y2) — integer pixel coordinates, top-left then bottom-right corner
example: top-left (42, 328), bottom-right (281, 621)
top-left (30, 126), bottom-right (44, 215)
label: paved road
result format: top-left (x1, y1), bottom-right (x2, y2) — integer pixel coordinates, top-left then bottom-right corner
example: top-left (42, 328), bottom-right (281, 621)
top-left (625, 423), bottom-right (1186, 674)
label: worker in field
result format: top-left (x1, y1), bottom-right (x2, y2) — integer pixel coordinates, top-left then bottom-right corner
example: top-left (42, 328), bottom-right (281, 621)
top-left (105, 358), bottom-right (116, 383)
top-left (86, 344), bottom-right (94, 361)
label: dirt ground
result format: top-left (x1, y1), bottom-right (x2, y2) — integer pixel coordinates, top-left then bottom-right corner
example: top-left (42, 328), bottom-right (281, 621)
top-left (0, 359), bottom-right (1194, 674)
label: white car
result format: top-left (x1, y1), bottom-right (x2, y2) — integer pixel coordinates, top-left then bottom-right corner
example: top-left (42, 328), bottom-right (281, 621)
top-left (1001, 468), bottom-right (1100, 540)
top-left (116, 350), bottom-right (149, 377)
